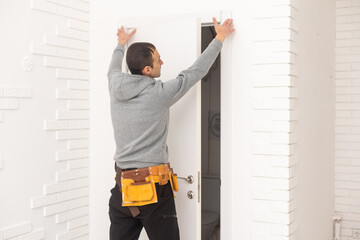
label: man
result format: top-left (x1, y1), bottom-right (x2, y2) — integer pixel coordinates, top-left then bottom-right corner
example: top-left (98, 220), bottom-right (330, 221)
top-left (108, 17), bottom-right (234, 240)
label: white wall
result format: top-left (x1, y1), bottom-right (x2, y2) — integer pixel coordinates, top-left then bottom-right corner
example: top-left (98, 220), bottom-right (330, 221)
top-left (295, 0), bottom-right (335, 239)
top-left (335, 0), bottom-right (360, 239)
top-left (0, 0), bottom-right (89, 239)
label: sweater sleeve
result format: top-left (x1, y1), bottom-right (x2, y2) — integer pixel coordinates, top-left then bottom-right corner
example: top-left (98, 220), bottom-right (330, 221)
top-left (107, 44), bottom-right (125, 79)
top-left (158, 38), bottom-right (222, 107)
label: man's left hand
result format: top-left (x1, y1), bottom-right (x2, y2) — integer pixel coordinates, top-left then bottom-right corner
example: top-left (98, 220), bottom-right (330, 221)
top-left (117, 26), bottom-right (136, 45)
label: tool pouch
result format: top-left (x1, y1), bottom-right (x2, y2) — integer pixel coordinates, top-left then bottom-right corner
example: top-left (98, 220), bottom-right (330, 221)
top-left (169, 172), bottom-right (179, 193)
top-left (121, 176), bottom-right (158, 207)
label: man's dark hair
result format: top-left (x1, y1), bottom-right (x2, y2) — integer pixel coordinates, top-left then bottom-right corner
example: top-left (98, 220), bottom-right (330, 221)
top-left (126, 42), bottom-right (155, 75)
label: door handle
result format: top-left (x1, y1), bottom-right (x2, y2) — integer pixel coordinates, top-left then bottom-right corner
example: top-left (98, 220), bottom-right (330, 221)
top-left (178, 175), bottom-right (194, 184)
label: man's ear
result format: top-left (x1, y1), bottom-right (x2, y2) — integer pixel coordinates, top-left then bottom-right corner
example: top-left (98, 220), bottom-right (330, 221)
top-left (142, 66), bottom-right (152, 76)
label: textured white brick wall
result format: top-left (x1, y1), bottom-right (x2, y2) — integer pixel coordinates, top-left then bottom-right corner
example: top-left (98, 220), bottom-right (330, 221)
top-left (14, 0), bottom-right (91, 239)
top-left (336, 0), bottom-right (360, 238)
top-left (252, 0), bottom-right (298, 239)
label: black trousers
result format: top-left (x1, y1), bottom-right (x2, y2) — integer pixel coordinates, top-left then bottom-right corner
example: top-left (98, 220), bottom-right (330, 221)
top-left (108, 182), bottom-right (180, 240)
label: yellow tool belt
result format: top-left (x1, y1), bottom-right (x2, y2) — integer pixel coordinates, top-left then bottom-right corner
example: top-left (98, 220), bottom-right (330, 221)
top-left (115, 163), bottom-right (179, 208)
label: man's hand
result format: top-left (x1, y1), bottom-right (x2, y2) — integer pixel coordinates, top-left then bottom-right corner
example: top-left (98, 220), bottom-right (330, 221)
top-left (213, 17), bottom-right (235, 43)
top-left (117, 26), bottom-right (136, 45)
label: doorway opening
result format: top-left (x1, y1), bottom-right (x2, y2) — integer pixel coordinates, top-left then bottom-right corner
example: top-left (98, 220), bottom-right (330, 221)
top-left (201, 25), bottom-right (221, 240)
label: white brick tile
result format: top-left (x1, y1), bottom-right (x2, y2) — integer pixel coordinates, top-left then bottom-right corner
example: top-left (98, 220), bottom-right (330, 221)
top-left (253, 40), bottom-right (292, 53)
top-left (336, 103), bottom-right (360, 110)
top-left (336, 173), bottom-right (352, 181)
top-left (0, 87), bottom-right (3, 96)
top-left (336, 181), bottom-right (360, 190)
top-left (67, 139), bottom-right (89, 149)
top-left (335, 126), bottom-right (351, 133)
top-left (336, 86), bottom-right (360, 94)
top-left (336, 118), bottom-right (360, 126)
top-left (56, 149), bottom-right (89, 161)
top-left (56, 130), bottom-right (89, 140)
top-left (350, 189), bottom-right (360, 197)
top-left (56, 90), bottom-right (88, 100)
top-left (67, 19), bottom-right (89, 32)
top-left (253, 75), bottom-right (295, 87)
top-left (57, 225), bottom-right (88, 240)
top-left (31, 0), bottom-right (89, 22)
top-left (353, 63), bottom-right (360, 70)
top-left (253, 98), bottom-right (295, 110)
top-left (336, 0), bottom-right (352, 8)
top-left (335, 142), bottom-right (351, 149)
top-left (56, 110), bottom-right (89, 119)
top-left (253, 143), bottom-right (294, 155)
top-left (44, 120), bottom-right (68, 130)
top-left (253, 188), bottom-right (294, 201)
top-left (336, 95), bottom-right (352, 102)
top-left (48, 0), bottom-right (90, 12)
top-left (12, 228), bottom-right (45, 240)
top-left (336, 189), bottom-right (351, 197)
top-left (67, 158), bottom-right (89, 169)
top-left (56, 27), bottom-right (89, 42)
top-left (336, 150), bottom-right (360, 159)
top-left (0, 232), bottom-right (4, 240)
top-left (335, 79), bottom-right (352, 86)
top-left (0, 111), bottom-right (3, 122)
top-left (253, 132), bottom-right (297, 144)
top-left (336, 63), bottom-right (352, 71)
top-left (354, 15), bottom-right (360, 22)
top-left (336, 134), bottom-right (360, 141)
top-left (335, 204), bottom-right (350, 212)
top-left (56, 69), bottom-right (89, 80)
top-left (44, 197), bottom-right (88, 216)
top-left (336, 47), bottom-right (352, 55)
top-left (67, 216), bottom-right (88, 230)
top-left (337, 16), bottom-right (352, 24)
top-left (73, 235), bottom-right (88, 240)
top-left (253, 155), bottom-right (296, 168)
top-left (253, 166), bottom-right (293, 178)
top-left (253, 120), bottom-right (294, 132)
top-left (254, 28), bottom-right (294, 41)
top-left (0, 157), bottom-right (3, 169)
top-left (256, 5), bottom-right (292, 18)
top-left (253, 177), bottom-right (295, 190)
top-left (56, 206), bottom-right (88, 223)
top-left (56, 168), bottom-right (89, 182)
top-left (0, 99), bottom-right (18, 109)
top-left (336, 7), bottom-right (360, 16)
top-left (3, 222), bottom-right (32, 239)
top-left (336, 39), bottom-right (360, 47)
top-left (253, 52), bottom-right (295, 64)
top-left (67, 120), bottom-right (89, 129)
top-left (253, 211), bottom-right (294, 224)
top-left (44, 35), bottom-right (89, 51)
top-left (3, 87), bottom-right (32, 98)
top-left (44, 57), bottom-right (89, 70)
top-left (68, 80), bottom-right (89, 90)
top-left (67, 100), bottom-right (89, 110)
top-left (32, 187), bottom-right (88, 208)
top-left (336, 111), bottom-right (352, 118)
top-left (31, 44), bottom-right (88, 61)
top-left (253, 110), bottom-right (297, 121)
top-left (336, 54), bottom-right (360, 63)
top-left (44, 177), bottom-right (88, 194)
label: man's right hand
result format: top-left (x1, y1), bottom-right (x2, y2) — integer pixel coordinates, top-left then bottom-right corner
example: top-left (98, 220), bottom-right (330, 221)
top-left (213, 17), bottom-right (235, 43)
top-left (117, 26), bottom-right (136, 45)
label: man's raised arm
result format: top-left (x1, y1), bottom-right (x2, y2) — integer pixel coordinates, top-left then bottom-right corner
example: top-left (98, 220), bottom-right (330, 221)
top-left (107, 26), bottom-right (136, 78)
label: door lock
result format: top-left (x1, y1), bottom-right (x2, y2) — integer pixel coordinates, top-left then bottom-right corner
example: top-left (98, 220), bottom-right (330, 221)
top-left (187, 191), bottom-right (194, 199)
top-left (178, 175), bottom-right (194, 184)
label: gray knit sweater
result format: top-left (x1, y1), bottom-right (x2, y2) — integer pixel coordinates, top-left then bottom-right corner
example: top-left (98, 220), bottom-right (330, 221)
top-left (108, 38), bottom-right (222, 169)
